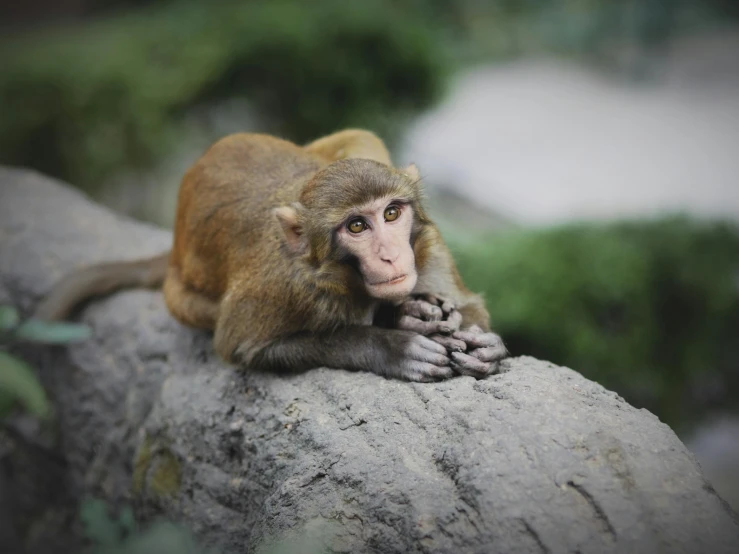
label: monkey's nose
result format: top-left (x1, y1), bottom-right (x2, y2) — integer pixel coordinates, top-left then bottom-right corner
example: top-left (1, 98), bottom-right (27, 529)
top-left (379, 248), bottom-right (399, 263)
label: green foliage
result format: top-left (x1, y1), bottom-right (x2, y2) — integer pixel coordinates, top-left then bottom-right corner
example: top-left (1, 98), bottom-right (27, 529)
top-left (13, 318), bottom-right (93, 343)
top-left (80, 498), bottom-right (214, 554)
top-left (395, 0), bottom-right (734, 64)
top-left (0, 0), bottom-right (730, 190)
top-left (81, 499), bottom-right (136, 548)
top-left (449, 217), bottom-right (739, 429)
top-left (0, 305), bottom-right (20, 330)
top-left (0, 0), bottom-right (445, 188)
top-left (79, 495), bottom-right (327, 554)
top-left (0, 351), bottom-right (50, 419)
top-left (0, 305), bottom-right (91, 419)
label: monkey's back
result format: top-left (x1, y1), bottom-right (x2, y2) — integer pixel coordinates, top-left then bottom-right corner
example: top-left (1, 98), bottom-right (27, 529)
top-left (169, 133), bottom-right (325, 304)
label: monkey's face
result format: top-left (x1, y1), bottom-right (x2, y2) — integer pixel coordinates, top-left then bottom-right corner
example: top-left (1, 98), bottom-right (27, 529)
top-left (336, 196), bottom-right (418, 301)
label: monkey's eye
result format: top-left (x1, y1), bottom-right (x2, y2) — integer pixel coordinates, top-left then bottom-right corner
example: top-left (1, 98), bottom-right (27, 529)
top-left (384, 205), bottom-right (400, 222)
top-left (347, 219), bottom-right (367, 234)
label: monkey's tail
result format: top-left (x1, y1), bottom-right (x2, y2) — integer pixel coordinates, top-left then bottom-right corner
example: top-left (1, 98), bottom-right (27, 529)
top-left (34, 252), bottom-right (171, 321)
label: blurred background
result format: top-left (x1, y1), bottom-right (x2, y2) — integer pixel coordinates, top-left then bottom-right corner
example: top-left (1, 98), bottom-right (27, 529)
top-left (1, 0), bottom-right (738, 536)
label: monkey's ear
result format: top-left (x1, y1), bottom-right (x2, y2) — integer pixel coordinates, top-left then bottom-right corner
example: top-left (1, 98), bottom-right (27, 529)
top-left (402, 163), bottom-right (421, 181)
top-left (274, 204), bottom-right (308, 255)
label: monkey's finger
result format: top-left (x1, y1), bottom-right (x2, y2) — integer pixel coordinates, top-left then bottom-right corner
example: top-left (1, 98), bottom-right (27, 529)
top-left (398, 316), bottom-right (457, 336)
top-left (470, 344), bottom-right (509, 363)
top-left (423, 363), bottom-right (454, 380)
top-left (439, 298), bottom-right (455, 314)
top-left (421, 293), bottom-right (455, 314)
top-left (398, 300), bottom-right (427, 318)
top-left (450, 361), bottom-right (493, 379)
top-left (445, 309), bottom-right (463, 332)
top-left (428, 334), bottom-right (466, 352)
top-left (406, 361), bottom-right (454, 382)
top-left (453, 360), bottom-right (500, 378)
top-left (397, 315), bottom-right (428, 333)
top-left (451, 351), bottom-right (489, 372)
top-left (399, 300), bottom-right (442, 321)
top-left (450, 351), bottom-right (492, 378)
top-left (452, 330), bottom-right (480, 343)
top-left (452, 330), bottom-right (503, 349)
top-left (412, 350), bottom-right (451, 367)
top-left (409, 333), bottom-right (450, 354)
top-left (397, 315), bottom-right (436, 335)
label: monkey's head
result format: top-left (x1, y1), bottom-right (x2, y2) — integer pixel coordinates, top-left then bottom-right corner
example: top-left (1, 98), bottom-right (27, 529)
top-left (274, 159), bottom-right (431, 302)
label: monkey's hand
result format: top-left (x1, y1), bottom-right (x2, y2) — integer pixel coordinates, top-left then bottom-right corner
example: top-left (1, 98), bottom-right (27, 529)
top-left (449, 325), bottom-right (508, 378)
top-left (383, 331), bottom-right (454, 382)
top-left (396, 295), bottom-right (462, 336)
top-left (417, 293), bottom-right (456, 314)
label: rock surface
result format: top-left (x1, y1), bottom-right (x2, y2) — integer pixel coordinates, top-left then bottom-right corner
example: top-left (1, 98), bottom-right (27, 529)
top-left (0, 166), bottom-right (737, 554)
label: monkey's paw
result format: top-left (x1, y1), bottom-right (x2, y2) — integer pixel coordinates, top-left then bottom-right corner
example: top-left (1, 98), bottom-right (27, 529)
top-left (397, 295), bottom-right (462, 336)
top-left (386, 332), bottom-right (454, 382)
top-left (417, 293), bottom-right (456, 315)
top-left (449, 325), bottom-right (508, 378)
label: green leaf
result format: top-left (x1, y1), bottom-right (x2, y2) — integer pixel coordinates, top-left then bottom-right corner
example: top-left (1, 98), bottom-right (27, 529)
top-left (80, 498), bottom-right (122, 547)
top-left (15, 319), bottom-right (92, 344)
top-left (118, 506), bottom-right (136, 536)
top-left (0, 305), bottom-right (19, 331)
top-left (0, 351), bottom-right (50, 418)
top-left (0, 389), bottom-right (16, 419)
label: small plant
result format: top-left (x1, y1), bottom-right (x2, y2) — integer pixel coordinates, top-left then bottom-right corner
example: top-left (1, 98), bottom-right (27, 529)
top-left (81, 498), bottom-right (136, 549)
top-left (80, 497), bottom-right (217, 554)
top-left (0, 304), bottom-right (91, 420)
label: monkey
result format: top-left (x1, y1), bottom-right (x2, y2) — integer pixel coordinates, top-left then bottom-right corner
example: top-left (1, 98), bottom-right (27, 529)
top-left (305, 128), bottom-right (392, 166)
top-left (35, 129), bottom-right (507, 381)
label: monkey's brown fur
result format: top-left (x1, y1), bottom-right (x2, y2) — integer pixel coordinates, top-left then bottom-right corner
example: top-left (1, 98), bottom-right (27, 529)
top-left (36, 129), bottom-right (499, 379)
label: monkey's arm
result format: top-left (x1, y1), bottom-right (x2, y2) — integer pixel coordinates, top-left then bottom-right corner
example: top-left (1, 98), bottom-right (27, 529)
top-left (233, 326), bottom-right (453, 383)
top-left (305, 129), bottom-right (392, 166)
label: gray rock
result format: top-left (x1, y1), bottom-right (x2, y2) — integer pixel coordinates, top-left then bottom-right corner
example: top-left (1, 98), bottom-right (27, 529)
top-left (0, 166), bottom-right (737, 554)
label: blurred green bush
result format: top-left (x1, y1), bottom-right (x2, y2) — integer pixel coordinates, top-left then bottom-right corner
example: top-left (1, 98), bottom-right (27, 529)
top-left (0, 0), bottom-right (445, 188)
top-left (449, 217), bottom-right (739, 429)
top-left (2, 0), bottom-right (735, 189)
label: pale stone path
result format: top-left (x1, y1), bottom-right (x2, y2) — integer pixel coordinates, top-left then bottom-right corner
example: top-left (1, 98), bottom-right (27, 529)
top-left (401, 30), bottom-right (739, 226)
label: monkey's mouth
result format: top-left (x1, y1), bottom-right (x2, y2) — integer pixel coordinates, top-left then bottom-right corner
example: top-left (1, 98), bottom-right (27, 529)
top-left (370, 274), bottom-right (407, 286)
